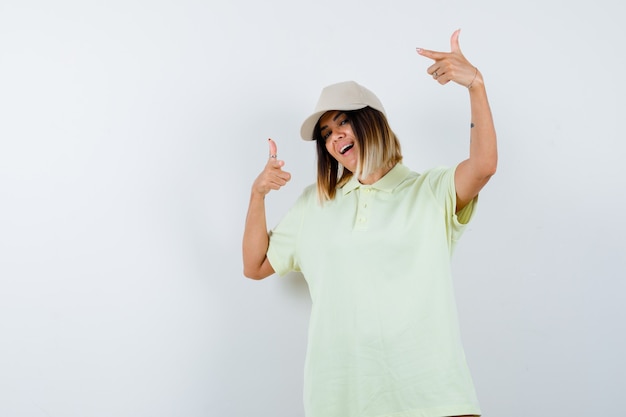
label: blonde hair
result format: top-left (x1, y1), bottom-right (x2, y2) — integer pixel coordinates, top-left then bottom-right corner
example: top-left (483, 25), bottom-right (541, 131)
top-left (314, 107), bottom-right (402, 202)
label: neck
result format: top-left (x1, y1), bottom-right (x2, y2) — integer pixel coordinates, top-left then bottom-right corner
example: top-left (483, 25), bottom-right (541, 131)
top-left (359, 163), bottom-right (396, 185)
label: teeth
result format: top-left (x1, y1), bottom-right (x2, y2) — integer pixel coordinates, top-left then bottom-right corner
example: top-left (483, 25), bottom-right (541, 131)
top-left (340, 144), bottom-right (353, 155)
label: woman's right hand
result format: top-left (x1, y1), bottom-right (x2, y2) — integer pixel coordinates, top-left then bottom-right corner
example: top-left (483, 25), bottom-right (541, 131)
top-left (252, 138), bottom-right (291, 196)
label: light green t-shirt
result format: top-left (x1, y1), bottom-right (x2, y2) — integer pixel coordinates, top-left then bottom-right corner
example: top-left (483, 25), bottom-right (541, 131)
top-left (267, 163), bottom-right (480, 417)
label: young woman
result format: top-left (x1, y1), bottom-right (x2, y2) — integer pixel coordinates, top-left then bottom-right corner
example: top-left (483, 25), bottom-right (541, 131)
top-left (243, 30), bottom-right (497, 417)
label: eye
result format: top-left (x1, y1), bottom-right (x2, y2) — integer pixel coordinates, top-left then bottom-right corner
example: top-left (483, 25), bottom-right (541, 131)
top-left (322, 130), bottom-right (332, 140)
top-left (339, 118), bottom-right (349, 126)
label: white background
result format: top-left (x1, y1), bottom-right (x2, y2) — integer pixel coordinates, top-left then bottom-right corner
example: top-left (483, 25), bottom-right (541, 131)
top-left (1, 1), bottom-right (625, 416)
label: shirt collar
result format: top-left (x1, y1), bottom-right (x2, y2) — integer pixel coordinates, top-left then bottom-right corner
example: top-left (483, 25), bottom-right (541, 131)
top-left (341, 163), bottom-right (410, 195)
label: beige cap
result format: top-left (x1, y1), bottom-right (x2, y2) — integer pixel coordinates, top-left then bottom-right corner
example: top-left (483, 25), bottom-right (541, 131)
top-left (300, 81), bottom-right (386, 141)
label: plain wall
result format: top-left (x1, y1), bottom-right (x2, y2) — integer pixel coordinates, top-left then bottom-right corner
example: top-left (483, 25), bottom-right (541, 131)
top-left (1, 0), bottom-right (625, 416)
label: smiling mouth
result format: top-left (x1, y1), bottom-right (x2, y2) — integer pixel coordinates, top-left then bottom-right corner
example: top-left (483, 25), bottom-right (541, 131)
top-left (340, 144), bottom-right (354, 155)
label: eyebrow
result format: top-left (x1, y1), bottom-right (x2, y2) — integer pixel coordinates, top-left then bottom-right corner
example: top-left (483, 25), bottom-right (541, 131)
top-left (319, 112), bottom-right (346, 132)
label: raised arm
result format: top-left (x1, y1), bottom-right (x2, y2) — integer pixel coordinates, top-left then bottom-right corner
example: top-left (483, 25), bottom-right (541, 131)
top-left (417, 30), bottom-right (497, 212)
top-left (242, 139), bottom-right (291, 279)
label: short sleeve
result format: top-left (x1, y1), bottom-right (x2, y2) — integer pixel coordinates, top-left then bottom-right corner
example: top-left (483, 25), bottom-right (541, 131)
top-left (266, 185), bottom-right (315, 276)
top-left (424, 164), bottom-right (478, 246)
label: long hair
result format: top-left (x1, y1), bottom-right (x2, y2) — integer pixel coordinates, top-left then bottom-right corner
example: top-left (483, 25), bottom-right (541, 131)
top-left (314, 106), bottom-right (403, 202)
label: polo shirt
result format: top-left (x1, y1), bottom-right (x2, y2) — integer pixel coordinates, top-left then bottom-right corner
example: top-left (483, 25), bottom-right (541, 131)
top-left (267, 163), bottom-right (480, 417)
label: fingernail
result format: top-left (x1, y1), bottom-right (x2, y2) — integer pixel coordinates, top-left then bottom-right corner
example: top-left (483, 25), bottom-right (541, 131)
top-left (416, 48), bottom-right (423, 53)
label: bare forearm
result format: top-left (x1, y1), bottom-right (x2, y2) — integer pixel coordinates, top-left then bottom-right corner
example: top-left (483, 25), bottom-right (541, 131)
top-left (454, 74), bottom-right (498, 210)
top-left (242, 192), bottom-right (272, 279)
top-left (468, 75), bottom-right (498, 178)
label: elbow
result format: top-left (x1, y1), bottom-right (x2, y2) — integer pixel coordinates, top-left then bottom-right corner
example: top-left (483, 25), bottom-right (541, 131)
top-left (243, 268), bottom-right (262, 280)
top-left (471, 161), bottom-right (496, 187)
top-left (242, 250), bottom-right (273, 280)
top-left (491, 158), bottom-right (498, 177)
top-left (472, 165), bottom-right (496, 184)
top-left (468, 149), bottom-right (498, 180)
top-left (243, 265), bottom-right (270, 280)
top-left (243, 272), bottom-right (265, 280)
top-left (481, 156), bottom-right (498, 179)
top-left (485, 162), bottom-right (497, 179)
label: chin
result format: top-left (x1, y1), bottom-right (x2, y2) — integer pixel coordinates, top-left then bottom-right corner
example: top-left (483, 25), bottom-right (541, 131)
top-left (342, 163), bottom-right (357, 173)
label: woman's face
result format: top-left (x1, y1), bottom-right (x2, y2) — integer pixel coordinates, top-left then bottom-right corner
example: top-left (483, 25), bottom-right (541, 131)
top-left (319, 110), bottom-right (359, 173)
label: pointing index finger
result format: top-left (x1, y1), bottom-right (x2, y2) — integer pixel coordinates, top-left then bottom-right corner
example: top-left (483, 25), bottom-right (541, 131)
top-left (416, 48), bottom-right (447, 61)
top-left (268, 138), bottom-right (278, 159)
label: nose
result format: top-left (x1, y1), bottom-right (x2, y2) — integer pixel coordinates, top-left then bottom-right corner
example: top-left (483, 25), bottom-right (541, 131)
top-left (331, 129), bottom-right (345, 142)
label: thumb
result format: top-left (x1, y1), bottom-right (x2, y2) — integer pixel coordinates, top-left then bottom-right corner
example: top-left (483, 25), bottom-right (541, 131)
top-left (450, 29), bottom-right (462, 54)
top-left (268, 138), bottom-right (278, 159)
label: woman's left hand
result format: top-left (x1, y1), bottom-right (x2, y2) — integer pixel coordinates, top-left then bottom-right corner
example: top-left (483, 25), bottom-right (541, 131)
top-left (417, 29), bottom-right (481, 89)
